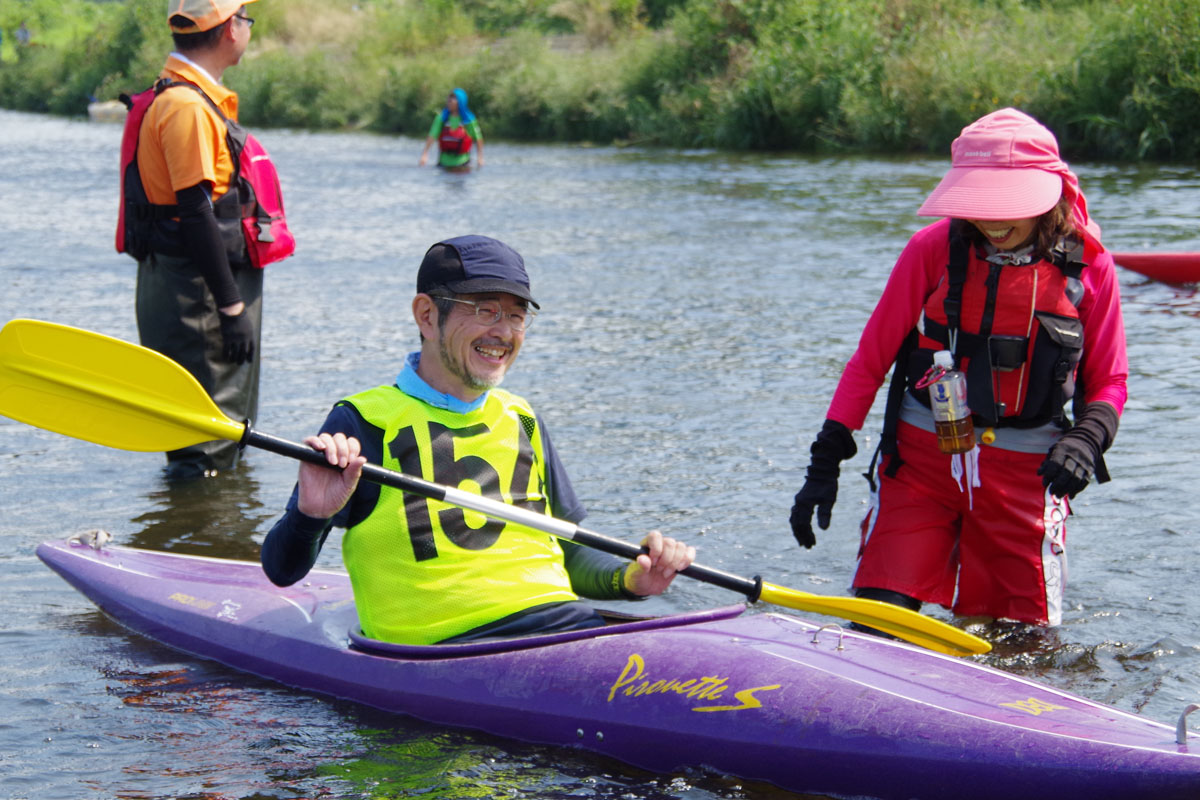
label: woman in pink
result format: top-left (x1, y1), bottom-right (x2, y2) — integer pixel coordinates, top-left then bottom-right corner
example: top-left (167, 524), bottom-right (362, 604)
top-left (789, 108), bottom-right (1128, 627)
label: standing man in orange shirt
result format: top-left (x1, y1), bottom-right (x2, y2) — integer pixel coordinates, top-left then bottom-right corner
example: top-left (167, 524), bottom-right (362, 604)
top-left (126, 0), bottom-right (262, 481)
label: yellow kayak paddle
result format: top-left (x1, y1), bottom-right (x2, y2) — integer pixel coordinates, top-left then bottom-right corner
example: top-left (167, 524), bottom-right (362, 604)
top-left (0, 318), bottom-right (990, 656)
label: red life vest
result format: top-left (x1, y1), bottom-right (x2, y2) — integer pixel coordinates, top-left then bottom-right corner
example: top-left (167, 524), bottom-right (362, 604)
top-left (908, 221), bottom-right (1088, 427)
top-left (116, 79), bottom-right (295, 269)
top-left (438, 123), bottom-right (473, 156)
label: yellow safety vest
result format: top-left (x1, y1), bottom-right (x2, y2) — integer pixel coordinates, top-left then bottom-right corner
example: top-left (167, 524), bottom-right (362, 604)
top-left (341, 384), bottom-right (577, 644)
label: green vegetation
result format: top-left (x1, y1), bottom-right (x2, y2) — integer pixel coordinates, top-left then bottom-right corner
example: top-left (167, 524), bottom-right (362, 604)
top-left (2, 0), bottom-right (1198, 159)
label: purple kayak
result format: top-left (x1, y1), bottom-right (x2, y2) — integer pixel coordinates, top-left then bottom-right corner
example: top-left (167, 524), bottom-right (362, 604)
top-left (37, 537), bottom-right (1200, 800)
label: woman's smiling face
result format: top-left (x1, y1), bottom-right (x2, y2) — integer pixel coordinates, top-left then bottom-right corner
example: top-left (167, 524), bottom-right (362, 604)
top-left (967, 217), bottom-right (1038, 250)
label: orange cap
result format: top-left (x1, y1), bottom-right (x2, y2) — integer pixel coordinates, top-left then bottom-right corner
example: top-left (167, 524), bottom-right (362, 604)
top-left (167, 0), bottom-right (258, 33)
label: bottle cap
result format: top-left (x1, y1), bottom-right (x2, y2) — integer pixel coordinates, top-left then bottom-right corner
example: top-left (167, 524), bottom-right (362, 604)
top-left (933, 350), bottom-right (954, 368)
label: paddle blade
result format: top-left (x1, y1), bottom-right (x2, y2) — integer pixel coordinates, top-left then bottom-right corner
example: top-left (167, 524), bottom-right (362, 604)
top-left (0, 319), bottom-right (244, 452)
top-left (759, 581), bottom-right (991, 657)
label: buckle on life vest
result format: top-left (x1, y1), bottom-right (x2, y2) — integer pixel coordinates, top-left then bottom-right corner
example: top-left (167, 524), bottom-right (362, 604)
top-left (255, 214), bottom-right (276, 242)
top-left (1053, 357), bottom-right (1072, 383)
top-left (988, 334), bottom-right (1028, 372)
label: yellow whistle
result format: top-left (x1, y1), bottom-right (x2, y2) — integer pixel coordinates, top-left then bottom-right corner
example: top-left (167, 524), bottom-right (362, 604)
top-left (981, 427), bottom-right (996, 445)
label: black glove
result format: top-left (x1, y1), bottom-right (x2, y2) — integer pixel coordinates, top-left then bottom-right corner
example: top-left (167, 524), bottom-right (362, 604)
top-left (1038, 402), bottom-right (1119, 499)
top-left (218, 309), bottom-right (255, 365)
top-left (789, 419), bottom-right (857, 549)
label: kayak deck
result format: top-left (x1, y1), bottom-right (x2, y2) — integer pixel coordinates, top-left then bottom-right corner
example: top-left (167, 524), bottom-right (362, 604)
top-left (37, 538), bottom-right (1200, 800)
top-left (1112, 251), bottom-right (1200, 284)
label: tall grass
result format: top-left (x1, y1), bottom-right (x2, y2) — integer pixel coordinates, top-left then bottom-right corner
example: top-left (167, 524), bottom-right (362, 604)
top-left (0, 1), bottom-right (161, 112)
top-left (1, 0), bottom-right (1197, 160)
top-left (1053, 0), bottom-right (1200, 159)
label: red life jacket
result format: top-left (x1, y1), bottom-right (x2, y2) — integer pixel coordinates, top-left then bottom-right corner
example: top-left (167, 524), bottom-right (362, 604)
top-left (438, 123), bottom-right (473, 156)
top-left (116, 79), bottom-right (295, 269)
top-left (908, 221), bottom-right (1087, 428)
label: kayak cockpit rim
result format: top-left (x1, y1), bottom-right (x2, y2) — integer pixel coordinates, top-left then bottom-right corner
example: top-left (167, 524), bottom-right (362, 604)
top-left (347, 604), bottom-right (749, 660)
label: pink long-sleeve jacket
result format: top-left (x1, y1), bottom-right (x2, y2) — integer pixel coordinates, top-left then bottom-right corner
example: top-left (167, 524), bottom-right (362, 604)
top-left (826, 218), bottom-right (1128, 433)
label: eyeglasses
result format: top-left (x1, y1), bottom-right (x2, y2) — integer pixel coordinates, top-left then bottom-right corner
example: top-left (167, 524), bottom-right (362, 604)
top-left (438, 297), bottom-right (536, 332)
top-left (234, 13), bottom-right (255, 26)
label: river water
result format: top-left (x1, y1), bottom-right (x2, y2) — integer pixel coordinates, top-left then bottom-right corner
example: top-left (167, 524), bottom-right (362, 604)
top-left (2, 107), bottom-right (1200, 800)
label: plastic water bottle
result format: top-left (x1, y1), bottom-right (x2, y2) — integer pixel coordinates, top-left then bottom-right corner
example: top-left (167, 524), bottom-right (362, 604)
top-left (928, 350), bottom-right (975, 454)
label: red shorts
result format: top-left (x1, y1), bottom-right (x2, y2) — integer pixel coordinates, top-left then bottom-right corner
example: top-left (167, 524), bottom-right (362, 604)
top-left (853, 422), bottom-right (1069, 625)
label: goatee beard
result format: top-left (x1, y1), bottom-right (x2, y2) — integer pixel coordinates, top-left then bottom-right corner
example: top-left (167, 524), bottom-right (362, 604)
top-left (439, 340), bottom-right (503, 392)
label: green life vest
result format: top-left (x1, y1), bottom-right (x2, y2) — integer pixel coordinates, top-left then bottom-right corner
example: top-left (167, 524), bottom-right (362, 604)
top-left (341, 384), bottom-right (576, 644)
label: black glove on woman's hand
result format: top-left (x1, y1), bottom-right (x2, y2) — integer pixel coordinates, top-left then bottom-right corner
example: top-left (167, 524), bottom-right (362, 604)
top-left (1038, 402), bottom-right (1119, 499)
top-left (218, 310), bottom-right (256, 365)
top-left (789, 419), bottom-right (857, 549)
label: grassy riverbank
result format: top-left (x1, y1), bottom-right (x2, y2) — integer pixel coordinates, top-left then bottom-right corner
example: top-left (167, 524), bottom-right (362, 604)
top-left (2, 0), bottom-right (1198, 159)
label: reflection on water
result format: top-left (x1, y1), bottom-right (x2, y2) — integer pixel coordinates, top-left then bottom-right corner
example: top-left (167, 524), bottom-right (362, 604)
top-left (3, 108), bottom-right (1200, 800)
top-left (1123, 280), bottom-right (1200, 318)
top-left (69, 608), bottom-right (816, 800)
top-left (127, 461), bottom-right (274, 560)
top-left (319, 719), bottom-right (818, 800)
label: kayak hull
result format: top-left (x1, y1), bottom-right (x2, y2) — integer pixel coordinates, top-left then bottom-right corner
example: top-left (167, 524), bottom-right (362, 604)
top-left (37, 538), bottom-right (1200, 800)
top-left (1112, 252), bottom-right (1200, 284)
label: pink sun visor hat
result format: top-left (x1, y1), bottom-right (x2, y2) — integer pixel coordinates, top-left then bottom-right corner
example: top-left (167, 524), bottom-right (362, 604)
top-left (918, 108), bottom-right (1068, 221)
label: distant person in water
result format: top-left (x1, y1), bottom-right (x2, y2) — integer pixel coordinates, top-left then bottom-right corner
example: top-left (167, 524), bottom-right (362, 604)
top-left (418, 88), bottom-right (484, 171)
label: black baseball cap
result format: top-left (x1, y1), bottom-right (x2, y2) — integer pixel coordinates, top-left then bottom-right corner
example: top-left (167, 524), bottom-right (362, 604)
top-left (417, 235), bottom-right (539, 309)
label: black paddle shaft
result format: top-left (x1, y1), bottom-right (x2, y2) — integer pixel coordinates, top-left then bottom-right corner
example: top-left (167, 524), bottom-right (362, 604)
top-left (242, 428), bottom-right (764, 602)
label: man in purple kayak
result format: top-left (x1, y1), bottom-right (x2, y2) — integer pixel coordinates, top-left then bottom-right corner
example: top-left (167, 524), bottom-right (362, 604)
top-left (262, 235), bottom-right (695, 645)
